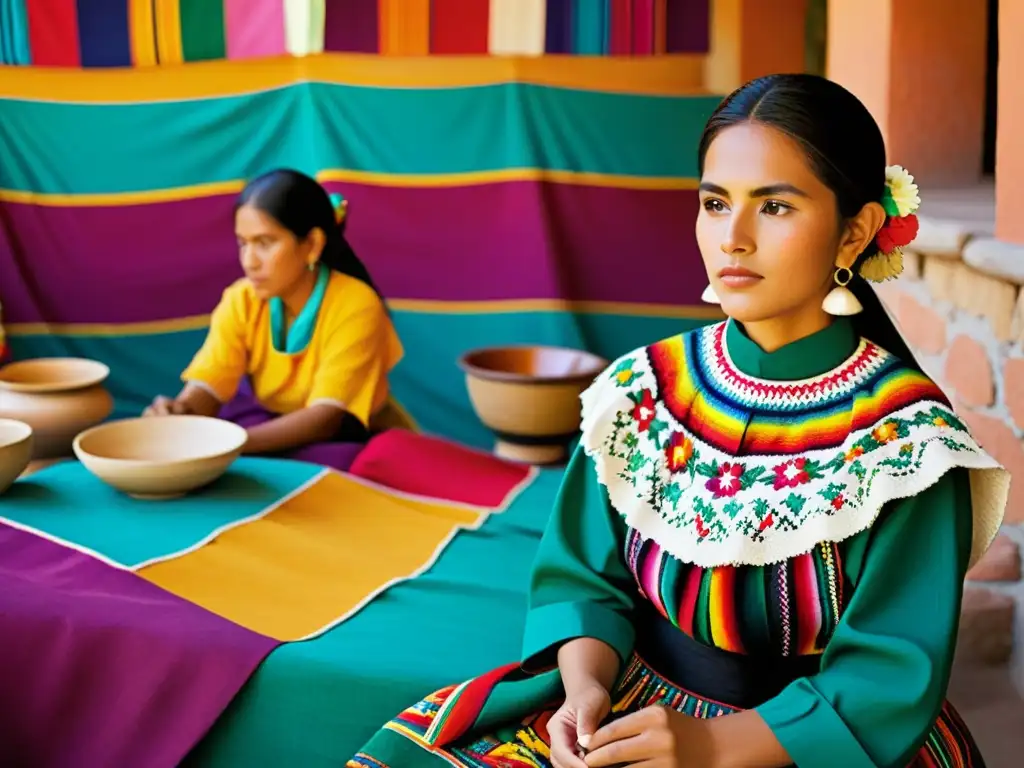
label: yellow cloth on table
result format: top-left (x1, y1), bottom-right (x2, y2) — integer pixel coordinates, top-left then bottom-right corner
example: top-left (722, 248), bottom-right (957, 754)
top-left (138, 471), bottom-right (485, 641)
top-left (489, 0), bottom-right (546, 56)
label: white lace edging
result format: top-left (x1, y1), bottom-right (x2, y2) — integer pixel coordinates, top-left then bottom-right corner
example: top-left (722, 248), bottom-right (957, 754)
top-left (578, 356), bottom-right (1009, 570)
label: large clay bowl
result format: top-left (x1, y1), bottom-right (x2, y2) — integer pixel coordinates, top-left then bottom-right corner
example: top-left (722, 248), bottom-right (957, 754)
top-left (459, 345), bottom-right (607, 465)
top-left (0, 358), bottom-right (114, 459)
top-left (73, 416), bottom-right (248, 500)
top-left (0, 419), bottom-right (33, 494)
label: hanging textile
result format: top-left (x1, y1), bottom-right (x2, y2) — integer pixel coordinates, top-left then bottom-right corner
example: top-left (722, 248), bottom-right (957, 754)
top-left (609, 0), bottom-right (633, 55)
top-left (1, 0), bottom-right (31, 64)
top-left (632, 0), bottom-right (654, 54)
top-left (544, 0), bottom-right (572, 53)
top-left (76, 0), bottom-right (131, 66)
top-left (25, 0), bottom-right (80, 66)
top-left (572, 0), bottom-right (610, 55)
top-left (379, 0), bottom-right (429, 55)
top-left (225, 0), bottom-right (287, 59)
top-left (653, 0), bottom-right (667, 53)
top-left (489, 0), bottom-right (545, 56)
top-left (128, 0), bottom-right (157, 66)
top-left (178, 0), bottom-right (226, 62)
top-left (323, 0), bottom-right (378, 53)
top-left (431, 0), bottom-right (489, 54)
top-left (154, 0), bottom-right (183, 64)
top-left (666, 0), bottom-right (710, 52)
top-left (284, 0), bottom-right (325, 56)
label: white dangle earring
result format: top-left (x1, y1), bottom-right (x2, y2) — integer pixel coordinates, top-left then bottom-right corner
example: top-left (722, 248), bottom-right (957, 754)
top-left (701, 283), bottom-right (720, 304)
top-left (821, 266), bottom-right (863, 316)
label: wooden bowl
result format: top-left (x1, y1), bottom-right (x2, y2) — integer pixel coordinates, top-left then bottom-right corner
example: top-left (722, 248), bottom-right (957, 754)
top-left (72, 416), bottom-right (248, 500)
top-left (0, 419), bottom-right (33, 494)
top-left (459, 345), bottom-right (607, 465)
top-left (0, 357), bottom-right (114, 459)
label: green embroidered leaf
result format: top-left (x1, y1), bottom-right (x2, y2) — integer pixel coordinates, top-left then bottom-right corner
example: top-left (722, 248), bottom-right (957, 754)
top-left (647, 419), bottom-right (668, 447)
top-left (739, 465), bottom-right (766, 489)
top-left (695, 458), bottom-right (719, 478)
top-left (783, 493), bottom-right (806, 517)
top-left (723, 499), bottom-right (743, 519)
top-left (662, 482), bottom-right (683, 508)
top-left (817, 482), bottom-right (845, 502)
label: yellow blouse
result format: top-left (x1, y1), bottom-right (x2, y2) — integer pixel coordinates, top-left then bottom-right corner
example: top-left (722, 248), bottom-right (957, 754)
top-left (182, 270), bottom-right (403, 427)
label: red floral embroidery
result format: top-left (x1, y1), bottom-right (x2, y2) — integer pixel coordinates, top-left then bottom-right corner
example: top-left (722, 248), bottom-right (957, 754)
top-left (832, 494), bottom-right (845, 510)
top-left (758, 513), bottom-right (774, 532)
top-left (706, 462), bottom-right (744, 498)
top-left (696, 513), bottom-right (710, 538)
top-left (665, 432), bottom-right (694, 473)
top-left (632, 389), bottom-right (657, 431)
top-left (772, 458), bottom-right (810, 490)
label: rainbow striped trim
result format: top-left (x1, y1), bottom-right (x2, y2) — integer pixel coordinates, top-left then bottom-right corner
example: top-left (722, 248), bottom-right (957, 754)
top-left (580, 322), bottom-right (1006, 569)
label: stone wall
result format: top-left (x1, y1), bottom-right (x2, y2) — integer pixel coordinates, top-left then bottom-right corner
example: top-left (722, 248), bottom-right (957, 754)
top-left (875, 219), bottom-right (1023, 689)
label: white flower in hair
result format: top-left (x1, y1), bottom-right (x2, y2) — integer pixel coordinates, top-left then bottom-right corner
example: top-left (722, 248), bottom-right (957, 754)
top-left (885, 165), bottom-right (921, 217)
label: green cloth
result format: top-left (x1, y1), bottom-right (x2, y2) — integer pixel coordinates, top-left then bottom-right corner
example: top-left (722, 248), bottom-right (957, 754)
top-left (756, 469), bottom-right (971, 767)
top-left (353, 318), bottom-right (977, 766)
top-left (526, 318), bottom-right (974, 766)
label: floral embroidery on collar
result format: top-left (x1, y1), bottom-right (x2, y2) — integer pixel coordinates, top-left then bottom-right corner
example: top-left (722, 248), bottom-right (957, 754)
top-left (580, 323), bottom-right (1005, 569)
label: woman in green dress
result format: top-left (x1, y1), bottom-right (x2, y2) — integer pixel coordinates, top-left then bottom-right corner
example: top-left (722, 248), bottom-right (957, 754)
top-left (347, 74), bottom-right (1008, 768)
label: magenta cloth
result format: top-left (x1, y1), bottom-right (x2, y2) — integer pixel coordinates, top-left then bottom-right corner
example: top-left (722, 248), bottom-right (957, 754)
top-left (324, 0), bottom-right (379, 53)
top-left (0, 184), bottom-right (701, 324)
top-left (666, 0), bottom-right (709, 53)
top-left (0, 523), bottom-right (276, 768)
top-left (217, 377), bottom-right (366, 472)
top-left (349, 429), bottom-right (532, 507)
top-left (632, 0), bottom-right (654, 54)
top-left (224, 0), bottom-right (286, 59)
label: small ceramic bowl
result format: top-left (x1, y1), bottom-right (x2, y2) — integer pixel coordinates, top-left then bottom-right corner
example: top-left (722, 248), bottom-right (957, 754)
top-left (73, 415), bottom-right (248, 499)
top-left (459, 345), bottom-right (607, 465)
top-left (0, 418), bottom-right (33, 494)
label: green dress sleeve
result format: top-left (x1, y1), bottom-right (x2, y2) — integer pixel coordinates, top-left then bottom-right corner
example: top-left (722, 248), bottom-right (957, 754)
top-left (755, 468), bottom-right (974, 768)
top-left (520, 442), bottom-right (637, 670)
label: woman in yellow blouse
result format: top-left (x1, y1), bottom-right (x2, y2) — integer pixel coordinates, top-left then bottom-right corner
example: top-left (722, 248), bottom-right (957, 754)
top-left (145, 169), bottom-right (404, 459)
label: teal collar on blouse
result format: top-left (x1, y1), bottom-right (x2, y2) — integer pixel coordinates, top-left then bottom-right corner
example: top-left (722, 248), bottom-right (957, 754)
top-left (724, 316), bottom-right (859, 382)
top-left (269, 264), bottom-right (330, 354)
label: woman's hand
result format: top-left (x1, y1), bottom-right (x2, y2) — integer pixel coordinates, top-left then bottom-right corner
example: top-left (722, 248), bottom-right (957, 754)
top-left (549, 683), bottom-right (613, 768)
top-left (143, 395), bottom-right (191, 417)
top-left (582, 705), bottom-right (716, 768)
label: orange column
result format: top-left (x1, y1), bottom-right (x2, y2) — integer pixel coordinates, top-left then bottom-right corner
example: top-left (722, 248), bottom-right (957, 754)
top-left (706, 0), bottom-right (808, 95)
top-left (996, 0), bottom-right (1024, 243)
top-left (827, 0), bottom-right (988, 188)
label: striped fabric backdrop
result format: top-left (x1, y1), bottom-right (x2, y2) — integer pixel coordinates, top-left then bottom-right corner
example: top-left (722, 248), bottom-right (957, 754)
top-left (0, 56), bottom-right (722, 447)
top-left (0, 0), bottom-right (710, 66)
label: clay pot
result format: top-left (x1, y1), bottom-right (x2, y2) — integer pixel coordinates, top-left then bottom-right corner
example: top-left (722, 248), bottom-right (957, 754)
top-left (73, 415), bottom-right (248, 500)
top-left (459, 345), bottom-right (607, 465)
top-left (0, 419), bottom-right (33, 494)
top-left (0, 358), bottom-right (114, 460)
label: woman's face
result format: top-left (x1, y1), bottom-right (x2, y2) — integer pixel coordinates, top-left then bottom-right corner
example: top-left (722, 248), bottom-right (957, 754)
top-left (696, 122), bottom-right (863, 338)
top-left (235, 204), bottom-right (321, 301)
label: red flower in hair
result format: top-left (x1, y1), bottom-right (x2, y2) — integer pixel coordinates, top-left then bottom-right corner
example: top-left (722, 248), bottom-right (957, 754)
top-left (876, 214), bottom-right (919, 253)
